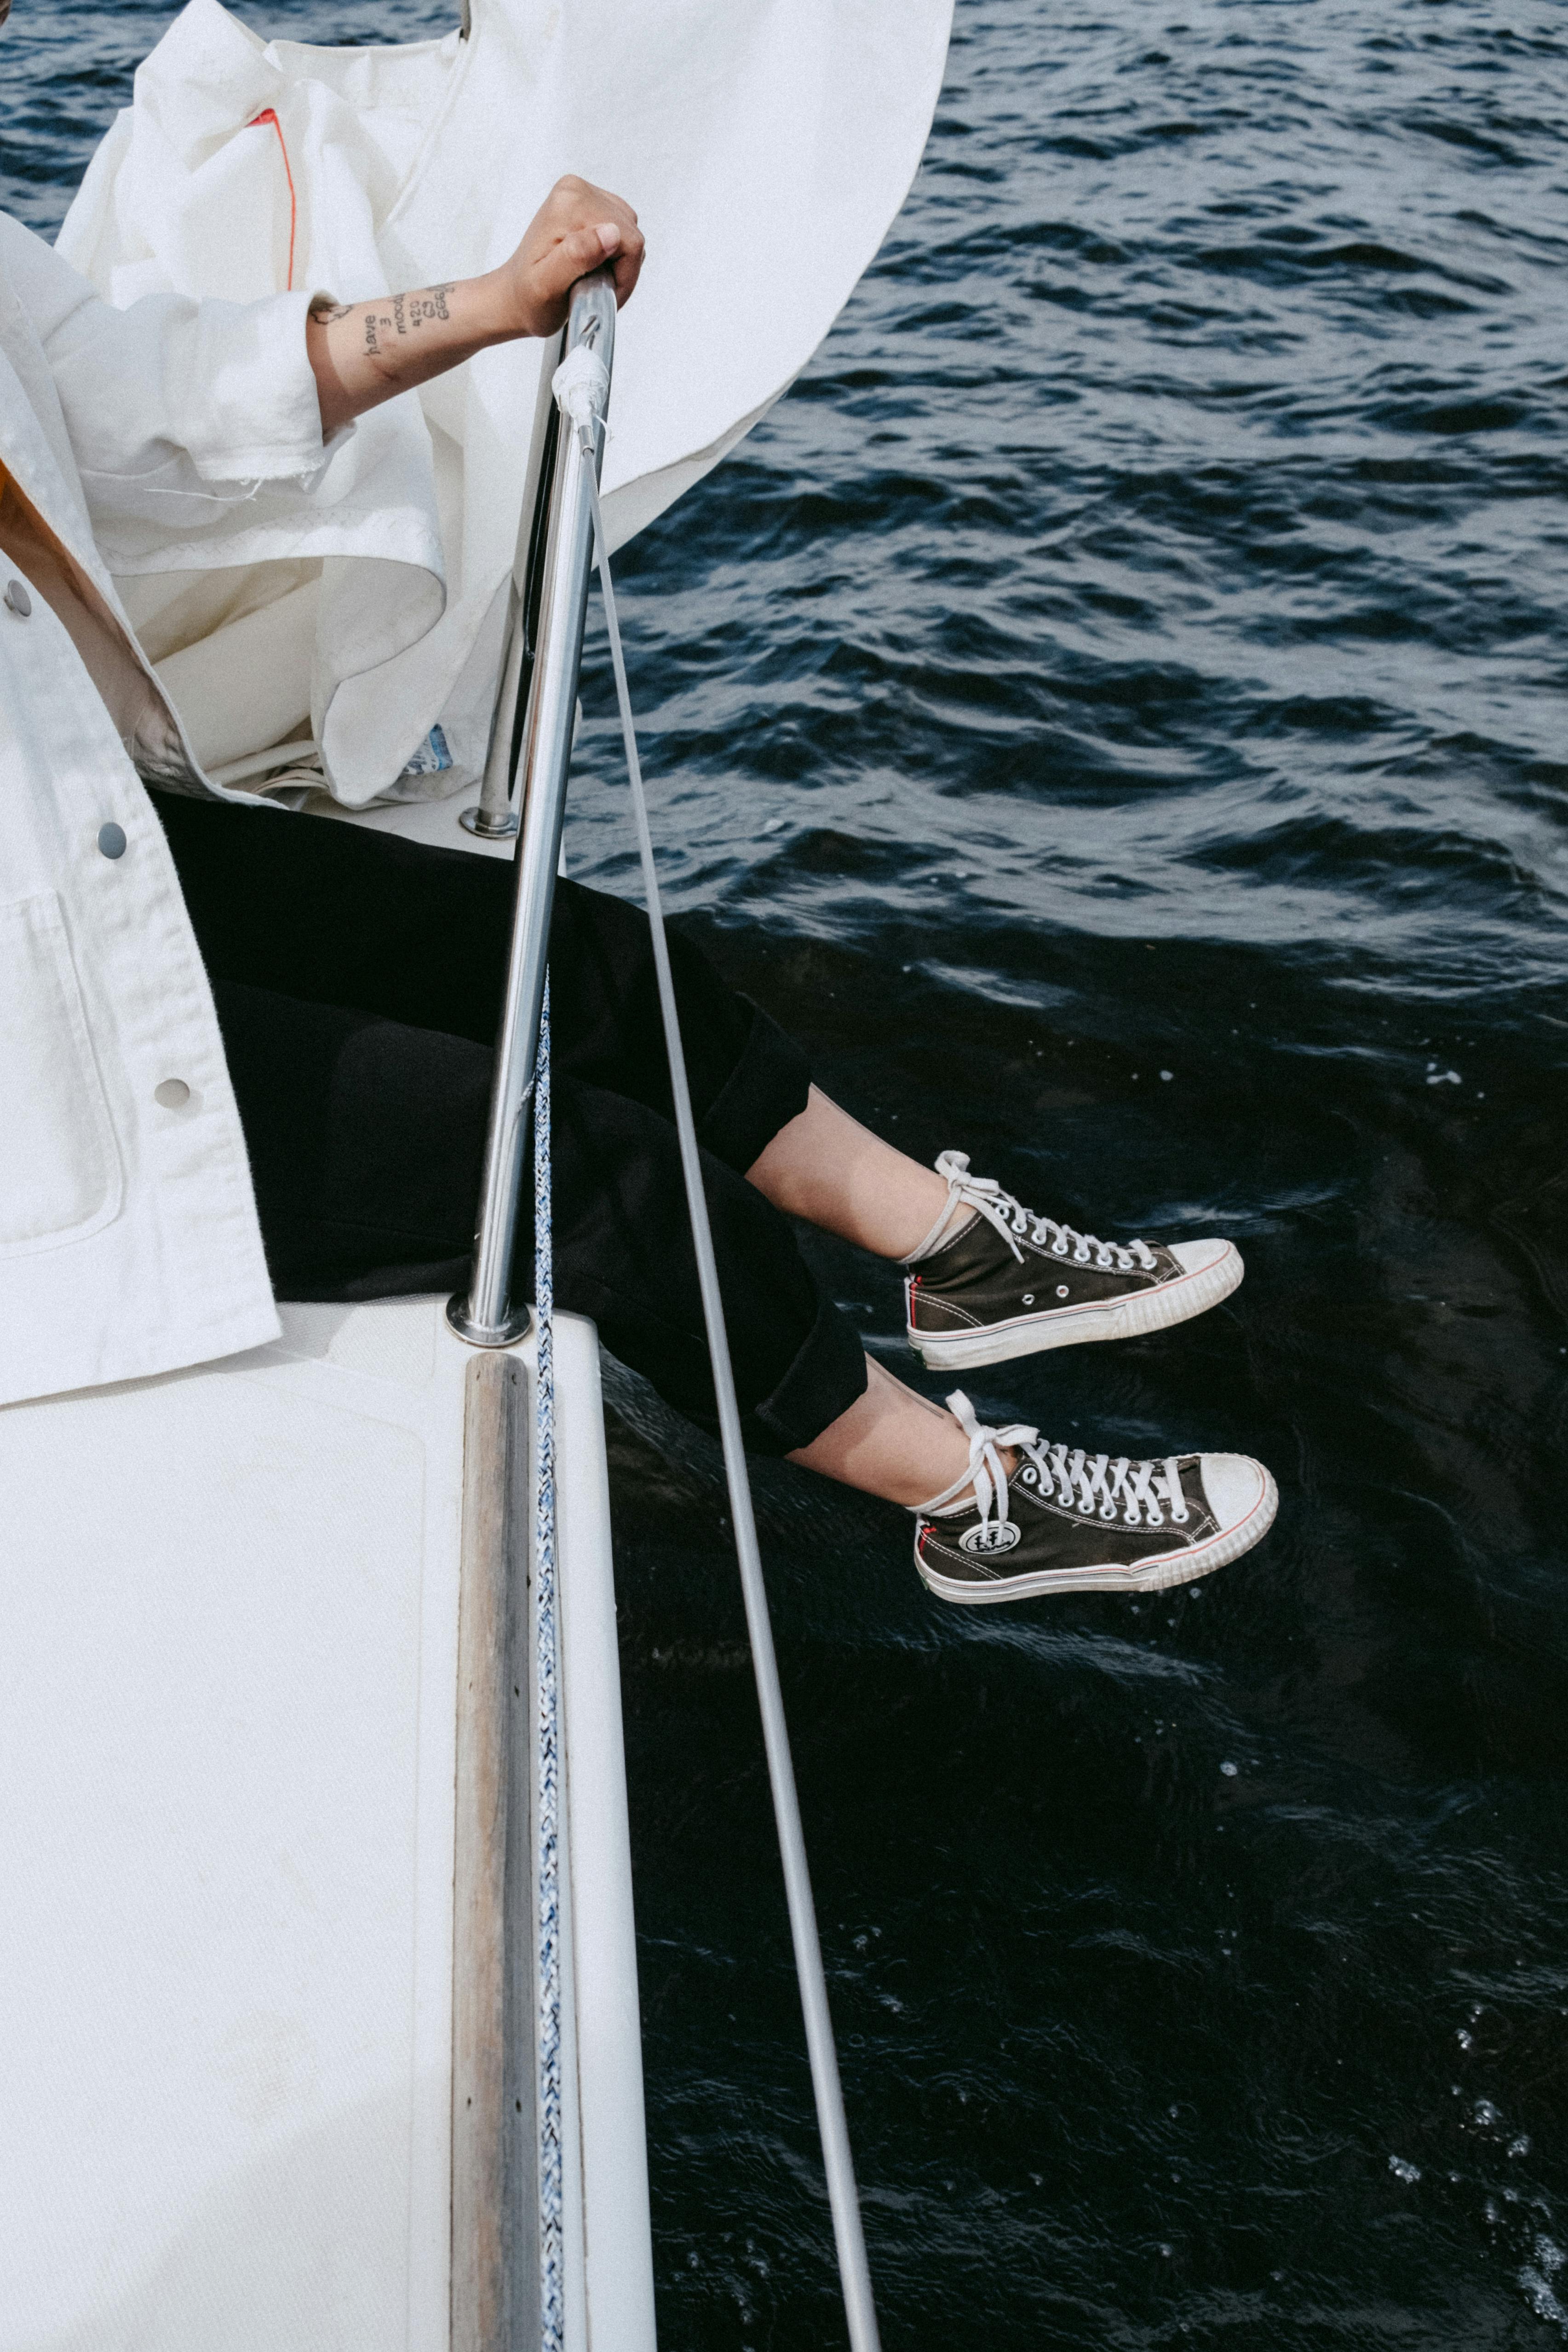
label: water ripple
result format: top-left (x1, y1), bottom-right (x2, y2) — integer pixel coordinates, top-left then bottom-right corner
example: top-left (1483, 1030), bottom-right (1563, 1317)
top-left (11, 0), bottom-right (1568, 2341)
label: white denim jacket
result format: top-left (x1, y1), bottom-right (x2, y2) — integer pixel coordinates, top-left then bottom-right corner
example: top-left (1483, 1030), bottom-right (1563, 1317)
top-left (0, 210), bottom-right (353, 1406)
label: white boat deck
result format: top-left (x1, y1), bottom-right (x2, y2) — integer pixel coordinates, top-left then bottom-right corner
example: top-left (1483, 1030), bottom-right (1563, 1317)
top-left (0, 1300), bottom-right (653, 2352)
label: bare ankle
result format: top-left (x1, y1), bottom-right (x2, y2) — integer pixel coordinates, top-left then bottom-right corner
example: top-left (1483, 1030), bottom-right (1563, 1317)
top-left (786, 1355), bottom-right (972, 1507)
top-left (747, 1088), bottom-right (952, 1260)
top-left (927, 1443), bottom-right (1019, 1514)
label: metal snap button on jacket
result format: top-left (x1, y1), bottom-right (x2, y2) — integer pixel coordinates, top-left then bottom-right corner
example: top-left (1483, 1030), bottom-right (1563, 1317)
top-left (4, 578), bottom-right (31, 617)
top-left (97, 822), bottom-right (127, 859)
top-left (153, 1079), bottom-right (191, 1110)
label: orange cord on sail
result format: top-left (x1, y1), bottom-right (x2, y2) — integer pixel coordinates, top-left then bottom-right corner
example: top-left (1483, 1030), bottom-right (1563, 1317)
top-left (248, 109), bottom-right (297, 291)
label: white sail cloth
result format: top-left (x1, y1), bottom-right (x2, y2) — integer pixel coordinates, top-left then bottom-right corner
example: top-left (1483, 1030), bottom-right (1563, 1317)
top-left (59, 0), bottom-right (953, 805)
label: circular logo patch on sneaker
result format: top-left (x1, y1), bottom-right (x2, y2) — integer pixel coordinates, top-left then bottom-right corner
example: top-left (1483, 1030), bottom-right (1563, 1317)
top-left (959, 1518), bottom-right (1021, 1558)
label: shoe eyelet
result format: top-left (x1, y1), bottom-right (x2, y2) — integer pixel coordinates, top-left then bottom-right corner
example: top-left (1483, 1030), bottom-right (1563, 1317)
top-left (1021, 1467), bottom-right (1036, 1485)
top-left (1056, 1284), bottom-right (1069, 1298)
top-left (1022, 1293), bottom-right (1034, 1305)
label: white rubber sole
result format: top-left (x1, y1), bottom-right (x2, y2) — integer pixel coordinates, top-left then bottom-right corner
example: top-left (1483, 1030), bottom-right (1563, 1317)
top-left (914, 1457), bottom-right (1278, 1604)
top-left (907, 1240), bottom-right (1243, 1371)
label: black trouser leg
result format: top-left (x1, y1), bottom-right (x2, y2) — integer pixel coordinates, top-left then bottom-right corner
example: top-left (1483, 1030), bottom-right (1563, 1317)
top-left (152, 790), bottom-right (804, 1171)
top-left (157, 795), bottom-right (868, 1454)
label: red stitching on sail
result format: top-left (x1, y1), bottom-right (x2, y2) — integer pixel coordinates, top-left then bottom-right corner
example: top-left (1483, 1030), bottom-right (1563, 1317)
top-left (248, 109), bottom-right (296, 291)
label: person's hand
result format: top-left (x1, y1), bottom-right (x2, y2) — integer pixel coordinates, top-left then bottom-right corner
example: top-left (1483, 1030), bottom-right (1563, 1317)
top-left (305, 174), bottom-right (645, 434)
top-left (494, 175), bottom-right (644, 339)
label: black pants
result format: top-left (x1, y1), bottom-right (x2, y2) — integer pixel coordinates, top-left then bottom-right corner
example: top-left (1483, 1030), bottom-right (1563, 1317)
top-left (153, 793), bottom-right (868, 1455)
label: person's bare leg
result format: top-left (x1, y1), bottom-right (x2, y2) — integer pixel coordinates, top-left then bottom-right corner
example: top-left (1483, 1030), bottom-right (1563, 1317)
top-left (746, 1085), bottom-right (955, 1259)
top-left (753, 1096), bottom-right (1008, 1503)
top-left (786, 1353), bottom-right (1014, 1506)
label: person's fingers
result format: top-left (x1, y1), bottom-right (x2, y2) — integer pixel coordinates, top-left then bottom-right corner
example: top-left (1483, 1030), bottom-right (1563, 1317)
top-left (612, 219), bottom-right (645, 305)
top-left (513, 178), bottom-right (644, 327)
top-left (530, 219), bottom-right (622, 308)
top-left (543, 175), bottom-right (637, 240)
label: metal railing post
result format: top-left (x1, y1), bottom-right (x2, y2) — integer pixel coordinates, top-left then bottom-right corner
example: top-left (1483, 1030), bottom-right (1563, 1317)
top-left (448, 273), bottom-right (616, 1347)
top-left (461, 333), bottom-right (564, 845)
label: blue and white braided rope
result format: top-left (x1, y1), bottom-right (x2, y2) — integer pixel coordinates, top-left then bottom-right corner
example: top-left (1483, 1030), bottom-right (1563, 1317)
top-left (533, 977), bottom-right (565, 2352)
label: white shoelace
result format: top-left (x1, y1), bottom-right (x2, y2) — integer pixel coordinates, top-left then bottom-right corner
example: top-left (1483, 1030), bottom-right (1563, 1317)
top-left (915, 1390), bottom-right (1190, 1534)
top-left (906, 1150), bottom-right (1158, 1275)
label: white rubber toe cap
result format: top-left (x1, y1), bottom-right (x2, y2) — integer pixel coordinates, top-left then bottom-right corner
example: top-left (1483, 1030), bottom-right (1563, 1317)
top-left (1198, 1452), bottom-right (1277, 1542)
top-left (1169, 1236), bottom-right (1243, 1281)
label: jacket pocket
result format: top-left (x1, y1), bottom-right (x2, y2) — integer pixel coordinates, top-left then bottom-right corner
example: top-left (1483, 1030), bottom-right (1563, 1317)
top-left (0, 892), bottom-right (123, 1255)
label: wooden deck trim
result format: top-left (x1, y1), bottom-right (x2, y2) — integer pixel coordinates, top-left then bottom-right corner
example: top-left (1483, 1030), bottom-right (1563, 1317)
top-left (451, 1352), bottom-right (536, 2352)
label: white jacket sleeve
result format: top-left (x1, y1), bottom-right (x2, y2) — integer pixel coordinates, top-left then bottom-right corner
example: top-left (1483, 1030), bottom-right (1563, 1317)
top-left (0, 213), bottom-right (341, 512)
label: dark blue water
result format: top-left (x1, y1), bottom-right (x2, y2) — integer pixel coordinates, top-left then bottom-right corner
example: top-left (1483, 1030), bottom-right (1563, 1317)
top-left (9, 2), bottom-right (1568, 2343)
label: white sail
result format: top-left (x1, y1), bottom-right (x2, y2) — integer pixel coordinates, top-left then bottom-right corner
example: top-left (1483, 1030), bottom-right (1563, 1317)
top-left (57, 0), bottom-right (952, 805)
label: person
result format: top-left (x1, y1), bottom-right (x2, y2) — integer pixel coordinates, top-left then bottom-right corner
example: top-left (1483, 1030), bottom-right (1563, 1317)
top-left (0, 145), bottom-right (1277, 1602)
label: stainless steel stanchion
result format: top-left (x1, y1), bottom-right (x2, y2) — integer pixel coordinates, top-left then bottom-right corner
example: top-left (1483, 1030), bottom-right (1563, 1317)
top-left (447, 273), bottom-right (615, 1346)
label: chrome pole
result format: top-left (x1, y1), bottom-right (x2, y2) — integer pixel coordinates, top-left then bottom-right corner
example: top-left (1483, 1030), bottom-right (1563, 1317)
top-left (461, 335), bottom-right (563, 843)
top-left (460, 610), bottom-right (525, 840)
top-left (448, 274), bottom-right (616, 1347)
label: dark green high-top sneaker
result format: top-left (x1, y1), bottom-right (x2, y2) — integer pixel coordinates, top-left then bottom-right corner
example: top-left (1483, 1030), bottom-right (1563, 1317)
top-left (904, 1152), bottom-right (1242, 1372)
top-left (911, 1392), bottom-right (1276, 1604)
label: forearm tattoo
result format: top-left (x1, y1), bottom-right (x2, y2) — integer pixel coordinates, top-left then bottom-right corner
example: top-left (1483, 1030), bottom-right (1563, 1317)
top-left (405, 285), bottom-right (453, 325)
top-left (311, 284), bottom-right (458, 363)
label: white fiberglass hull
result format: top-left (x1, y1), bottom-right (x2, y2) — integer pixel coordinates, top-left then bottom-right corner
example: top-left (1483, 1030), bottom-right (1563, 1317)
top-left (0, 1300), bottom-right (651, 2352)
